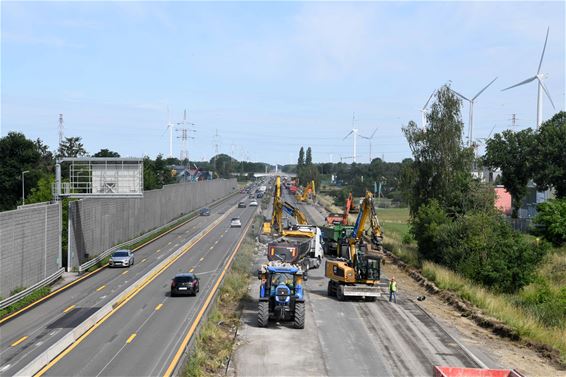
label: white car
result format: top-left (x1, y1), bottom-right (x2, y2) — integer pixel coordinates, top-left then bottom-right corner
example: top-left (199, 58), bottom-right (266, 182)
top-left (230, 217), bottom-right (242, 228)
top-left (249, 200), bottom-right (258, 207)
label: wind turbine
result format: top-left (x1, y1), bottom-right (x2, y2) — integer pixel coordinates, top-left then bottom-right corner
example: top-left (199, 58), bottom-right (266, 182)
top-left (451, 77), bottom-right (498, 146)
top-left (502, 27), bottom-right (556, 128)
top-left (343, 113), bottom-right (361, 162)
top-left (359, 128), bottom-right (378, 163)
top-left (161, 106), bottom-right (174, 158)
top-left (419, 90), bottom-right (436, 127)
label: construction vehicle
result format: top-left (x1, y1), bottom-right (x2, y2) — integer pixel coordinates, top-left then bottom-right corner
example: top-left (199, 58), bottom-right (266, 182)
top-left (320, 224), bottom-right (354, 257)
top-left (257, 262), bottom-right (305, 328)
top-left (295, 180), bottom-right (316, 202)
top-left (325, 191), bottom-right (384, 301)
top-left (325, 192), bottom-right (354, 225)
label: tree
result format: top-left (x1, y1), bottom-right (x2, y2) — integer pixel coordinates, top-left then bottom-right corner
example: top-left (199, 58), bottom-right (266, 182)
top-left (402, 85), bottom-right (477, 215)
top-left (58, 136), bottom-right (87, 157)
top-left (533, 198), bottom-right (566, 246)
top-left (305, 147), bottom-right (312, 165)
top-left (0, 132), bottom-right (43, 210)
top-left (484, 129), bottom-right (535, 218)
top-left (298, 147), bottom-right (305, 167)
top-left (26, 176), bottom-right (54, 204)
top-left (530, 111), bottom-right (566, 198)
top-left (93, 149), bottom-right (120, 158)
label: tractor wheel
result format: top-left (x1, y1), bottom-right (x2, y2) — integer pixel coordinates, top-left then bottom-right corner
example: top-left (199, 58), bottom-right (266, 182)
top-left (336, 285), bottom-right (345, 301)
top-left (327, 281), bottom-right (335, 297)
top-left (257, 301), bottom-right (269, 328)
top-left (294, 302), bottom-right (305, 329)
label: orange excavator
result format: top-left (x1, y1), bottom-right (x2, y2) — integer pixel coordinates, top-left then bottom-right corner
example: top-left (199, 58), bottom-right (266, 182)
top-left (325, 193), bottom-right (354, 225)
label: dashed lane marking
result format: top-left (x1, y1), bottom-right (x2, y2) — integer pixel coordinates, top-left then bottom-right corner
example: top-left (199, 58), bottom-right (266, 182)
top-left (126, 333), bottom-right (137, 344)
top-left (155, 304), bottom-right (163, 311)
top-left (11, 336), bottom-right (28, 347)
top-left (96, 285), bottom-right (106, 292)
top-left (63, 305), bottom-right (75, 313)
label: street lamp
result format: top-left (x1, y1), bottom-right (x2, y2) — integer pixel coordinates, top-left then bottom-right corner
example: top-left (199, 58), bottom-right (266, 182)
top-left (22, 170), bottom-right (29, 205)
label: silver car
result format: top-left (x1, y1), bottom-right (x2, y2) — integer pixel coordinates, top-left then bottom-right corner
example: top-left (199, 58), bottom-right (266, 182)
top-left (230, 217), bottom-right (242, 228)
top-left (109, 250), bottom-right (134, 268)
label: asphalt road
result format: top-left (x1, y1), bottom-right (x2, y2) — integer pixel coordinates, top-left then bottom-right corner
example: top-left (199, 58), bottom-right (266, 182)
top-left (41, 199), bottom-right (256, 376)
top-left (231, 190), bottom-right (484, 376)
top-left (0, 194), bottom-right (247, 376)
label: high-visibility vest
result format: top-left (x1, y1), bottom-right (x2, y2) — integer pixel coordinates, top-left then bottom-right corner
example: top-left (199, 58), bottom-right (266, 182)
top-left (389, 281), bottom-right (397, 292)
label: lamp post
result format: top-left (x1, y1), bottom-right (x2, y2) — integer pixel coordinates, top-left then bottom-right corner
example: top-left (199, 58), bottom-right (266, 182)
top-left (22, 170), bottom-right (29, 205)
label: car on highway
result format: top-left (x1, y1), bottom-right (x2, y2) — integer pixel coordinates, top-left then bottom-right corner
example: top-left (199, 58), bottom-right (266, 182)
top-left (108, 249), bottom-right (134, 268)
top-left (200, 207), bottom-right (211, 216)
top-left (248, 194), bottom-right (255, 199)
top-left (170, 273), bottom-right (199, 296)
top-left (256, 192), bottom-right (264, 198)
top-left (238, 201), bottom-right (247, 208)
top-left (249, 200), bottom-right (258, 207)
top-left (230, 217), bottom-right (242, 227)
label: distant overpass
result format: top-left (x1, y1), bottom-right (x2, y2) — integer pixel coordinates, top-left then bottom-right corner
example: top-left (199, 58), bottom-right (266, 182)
top-left (232, 172), bottom-right (296, 178)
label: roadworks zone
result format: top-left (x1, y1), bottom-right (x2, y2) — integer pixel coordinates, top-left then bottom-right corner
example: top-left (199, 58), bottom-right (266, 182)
top-left (183, 215), bottom-right (262, 377)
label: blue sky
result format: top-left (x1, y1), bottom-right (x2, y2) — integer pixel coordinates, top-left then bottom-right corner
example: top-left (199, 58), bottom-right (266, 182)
top-left (2, 1), bottom-right (564, 164)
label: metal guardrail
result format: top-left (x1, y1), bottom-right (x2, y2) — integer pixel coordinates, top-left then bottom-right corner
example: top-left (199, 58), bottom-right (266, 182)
top-left (0, 268), bottom-right (65, 310)
top-left (78, 190), bottom-right (240, 273)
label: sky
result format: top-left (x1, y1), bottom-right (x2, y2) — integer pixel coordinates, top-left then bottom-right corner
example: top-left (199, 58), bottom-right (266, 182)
top-left (1, 1), bottom-right (565, 165)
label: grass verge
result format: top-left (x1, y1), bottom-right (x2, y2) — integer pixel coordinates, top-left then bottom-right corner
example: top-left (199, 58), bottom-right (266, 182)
top-left (0, 286), bottom-right (51, 319)
top-left (182, 215), bottom-right (260, 377)
top-left (422, 260), bottom-right (566, 366)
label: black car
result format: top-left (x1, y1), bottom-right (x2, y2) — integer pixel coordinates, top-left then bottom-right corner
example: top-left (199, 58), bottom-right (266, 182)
top-left (171, 273), bottom-right (200, 296)
top-left (200, 207), bottom-right (210, 216)
top-left (238, 201), bottom-right (247, 208)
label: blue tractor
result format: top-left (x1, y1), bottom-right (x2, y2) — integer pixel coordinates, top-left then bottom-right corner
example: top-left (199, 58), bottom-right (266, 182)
top-left (257, 263), bottom-right (305, 329)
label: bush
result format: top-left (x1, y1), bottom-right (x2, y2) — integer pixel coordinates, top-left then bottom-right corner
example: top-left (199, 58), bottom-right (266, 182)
top-left (412, 201), bottom-right (549, 293)
top-left (534, 198), bottom-right (566, 246)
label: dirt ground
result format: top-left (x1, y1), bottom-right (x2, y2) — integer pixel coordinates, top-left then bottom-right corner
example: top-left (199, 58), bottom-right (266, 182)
top-left (381, 258), bottom-right (564, 377)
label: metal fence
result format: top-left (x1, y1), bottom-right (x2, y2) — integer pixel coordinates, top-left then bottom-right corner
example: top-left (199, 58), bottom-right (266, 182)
top-left (68, 179), bottom-right (238, 270)
top-left (0, 202), bottom-right (61, 298)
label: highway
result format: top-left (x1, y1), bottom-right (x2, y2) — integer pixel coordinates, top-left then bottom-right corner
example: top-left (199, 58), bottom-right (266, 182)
top-left (0, 194), bottom-right (250, 376)
top-left (232, 189), bottom-right (485, 376)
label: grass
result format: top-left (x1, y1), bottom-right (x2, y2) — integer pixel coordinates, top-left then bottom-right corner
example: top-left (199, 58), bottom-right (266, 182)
top-left (423, 259), bottom-right (566, 365)
top-left (0, 286), bottom-right (51, 319)
top-left (183, 216), bottom-right (260, 377)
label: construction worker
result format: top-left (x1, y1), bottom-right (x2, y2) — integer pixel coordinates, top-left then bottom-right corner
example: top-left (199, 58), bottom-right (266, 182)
top-left (389, 277), bottom-right (397, 303)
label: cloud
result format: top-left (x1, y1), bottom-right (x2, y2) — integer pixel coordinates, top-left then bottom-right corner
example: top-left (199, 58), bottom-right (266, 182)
top-left (2, 32), bottom-right (84, 48)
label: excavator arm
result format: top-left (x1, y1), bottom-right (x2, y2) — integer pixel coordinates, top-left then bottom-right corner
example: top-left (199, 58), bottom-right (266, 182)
top-left (282, 201), bottom-right (308, 225)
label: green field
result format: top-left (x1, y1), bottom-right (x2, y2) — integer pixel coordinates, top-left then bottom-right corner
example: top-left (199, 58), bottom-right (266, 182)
top-left (378, 208), bottom-right (410, 237)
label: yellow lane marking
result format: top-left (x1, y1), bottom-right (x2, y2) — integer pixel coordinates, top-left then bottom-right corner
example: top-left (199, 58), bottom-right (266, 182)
top-left (96, 285), bottom-right (106, 292)
top-left (167, 242), bottom-right (172, 245)
top-left (126, 333), bottom-right (137, 344)
top-left (200, 257), bottom-right (204, 261)
top-left (63, 305), bottom-right (76, 313)
top-left (122, 270), bottom-right (128, 275)
top-left (209, 246), bottom-right (214, 250)
top-left (155, 304), bottom-right (163, 311)
top-left (156, 249), bottom-right (161, 253)
top-left (189, 268), bottom-right (194, 273)
top-left (11, 336), bottom-right (28, 347)
top-left (34, 207), bottom-right (234, 377)
top-left (164, 215), bottom-right (253, 377)
top-left (0, 194), bottom-right (236, 325)
top-left (141, 258), bottom-right (147, 263)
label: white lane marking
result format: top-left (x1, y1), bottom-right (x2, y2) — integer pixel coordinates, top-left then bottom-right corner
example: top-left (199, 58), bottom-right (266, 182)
top-left (0, 364), bottom-right (11, 372)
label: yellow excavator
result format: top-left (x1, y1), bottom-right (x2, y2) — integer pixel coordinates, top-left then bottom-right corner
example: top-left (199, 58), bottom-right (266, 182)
top-left (263, 176), bottom-right (314, 238)
top-left (325, 191), bottom-right (383, 301)
top-left (295, 180), bottom-right (316, 202)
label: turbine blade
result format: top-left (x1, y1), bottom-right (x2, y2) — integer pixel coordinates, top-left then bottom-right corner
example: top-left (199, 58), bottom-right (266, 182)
top-left (472, 77), bottom-right (498, 100)
top-left (370, 128), bottom-right (377, 139)
top-left (359, 134), bottom-right (370, 140)
top-left (537, 27), bottom-right (550, 74)
top-left (501, 76), bottom-right (537, 91)
top-left (343, 130), bottom-right (353, 140)
top-left (450, 89), bottom-right (470, 102)
top-left (423, 90), bottom-right (435, 109)
top-left (538, 78), bottom-right (556, 110)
